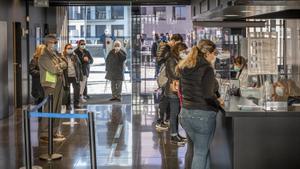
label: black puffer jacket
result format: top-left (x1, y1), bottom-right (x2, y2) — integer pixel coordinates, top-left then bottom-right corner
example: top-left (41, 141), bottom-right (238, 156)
top-left (156, 44), bottom-right (171, 66)
top-left (105, 49), bottom-right (127, 81)
top-left (179, 56), bottom-right (220, 112)
top-left (29, 58), bottom-right (44, 99)
top-left (74, 48), bottom-right (94, 77)
top-left (165, 55), bottom-right (180, 97)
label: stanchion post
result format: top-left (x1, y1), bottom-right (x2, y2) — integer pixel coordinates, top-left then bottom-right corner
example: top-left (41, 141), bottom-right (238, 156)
top-left (48, 94), bottom-right (54, 156)
top-left (20, 109), bottom-right (42, 169)
top-left (88, 112), bottom-right (97, 169)
top-left (23, 109), bottom-right (32, 169)
top-left (40, 94), bottom-right (62, 161)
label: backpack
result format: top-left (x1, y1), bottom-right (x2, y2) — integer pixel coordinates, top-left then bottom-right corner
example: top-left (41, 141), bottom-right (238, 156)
top-left (157, 63), bottom-right (168, 88)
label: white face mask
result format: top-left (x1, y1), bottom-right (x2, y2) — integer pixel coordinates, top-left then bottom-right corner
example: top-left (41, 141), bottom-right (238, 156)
top-left (179, 52), bottom-right (187, 59)
top-left (66, 49), bottom-right (73, 55)
top-left (115, 46), bottom-right (121, 51)
top-left (49, 44), bottom-right (57, 52)
top-left (275, 86), bottom-right (284, 96)
top-left (80, 45), bottom-right (85, 49)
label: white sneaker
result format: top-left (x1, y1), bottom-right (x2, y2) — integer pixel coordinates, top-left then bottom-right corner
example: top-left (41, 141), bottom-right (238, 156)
top-left (80, 97), bottom-right (87, 103)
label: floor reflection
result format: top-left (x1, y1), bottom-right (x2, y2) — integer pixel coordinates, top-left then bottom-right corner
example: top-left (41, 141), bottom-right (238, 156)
top-left (0, 95), bottom-right (188, 169)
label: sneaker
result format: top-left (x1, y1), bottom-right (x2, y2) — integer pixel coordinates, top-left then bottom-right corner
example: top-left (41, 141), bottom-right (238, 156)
top-left (178, 134), bottom-right (188, 142)
top-left (109, 98), bottom-right (117, 101)
top-left (170, 136), bottom-right (185, 146)
top-left (80, 97), bottom-right (87, 103)
top-left (84, 95), bottom-right (90, 99)
top-left (53, 134), bottom-right (66, 142)
top-left (155, 122), bottom-right (168, 131)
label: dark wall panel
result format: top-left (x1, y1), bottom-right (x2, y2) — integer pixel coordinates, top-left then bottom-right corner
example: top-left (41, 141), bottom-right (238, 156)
top-left (0, 0), bottom-right (47, 118)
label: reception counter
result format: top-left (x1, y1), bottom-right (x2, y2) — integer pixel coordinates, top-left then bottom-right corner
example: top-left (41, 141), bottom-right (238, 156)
top-left (212, 96), bottom-right (300, 169)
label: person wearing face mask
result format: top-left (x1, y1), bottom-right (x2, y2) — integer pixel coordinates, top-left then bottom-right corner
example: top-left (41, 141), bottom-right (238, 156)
top-left (164, 42), bottom-right (188, 146)
top-left (105, 40), bottom-right (127, 101)
top-left (38, 34), bottom-right (68, 142)
top-left (176, 39), bottom-right (224, 169)
top-left (74, 40), bottom-right (94, 102)
top-left (233, 56), bottom-right (249, 88)
top-left (272, 79), bottom-right (300, 102)
top-left (62, 44), bottom-right (83, 110)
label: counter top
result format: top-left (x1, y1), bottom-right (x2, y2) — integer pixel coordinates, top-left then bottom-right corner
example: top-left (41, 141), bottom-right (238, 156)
top-left (224, 96), bottom-right (300, 117)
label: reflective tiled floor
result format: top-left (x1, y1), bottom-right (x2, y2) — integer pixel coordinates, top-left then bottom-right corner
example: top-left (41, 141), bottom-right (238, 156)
top-left (0, 95), bottom-right (190, 169)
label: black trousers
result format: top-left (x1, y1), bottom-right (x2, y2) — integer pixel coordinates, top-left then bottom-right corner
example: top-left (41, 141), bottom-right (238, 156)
top-left (158, 88), bottom-right (170, 123)
top-left (66, 77), bottom-right (80, 106)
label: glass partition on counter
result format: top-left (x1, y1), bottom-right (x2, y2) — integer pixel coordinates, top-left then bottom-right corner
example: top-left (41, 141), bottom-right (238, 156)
top-left (195, 19), bottom-right (300, 112)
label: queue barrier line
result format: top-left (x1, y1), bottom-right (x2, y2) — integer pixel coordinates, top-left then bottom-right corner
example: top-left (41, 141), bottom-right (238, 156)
top-left (30, 112), bottom-right (88, 119)
top-left (21, 94), bottom-right (97, 169)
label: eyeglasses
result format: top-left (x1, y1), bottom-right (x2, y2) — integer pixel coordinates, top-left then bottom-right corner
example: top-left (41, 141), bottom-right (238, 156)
top-left (67, 48), bottom-right (73, 50)
top-left (80, 43), bottom-right (86, 45)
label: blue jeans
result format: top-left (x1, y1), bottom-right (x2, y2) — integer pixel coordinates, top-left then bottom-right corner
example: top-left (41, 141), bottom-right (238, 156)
top-left (179, 108), bottom-right (216, 169)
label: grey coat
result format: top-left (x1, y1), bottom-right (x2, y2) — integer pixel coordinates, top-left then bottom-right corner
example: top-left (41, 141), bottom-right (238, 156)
top-left (39, 48), bottom-right (67, 88)
top-left (105, 49), bottom-right (126, 81)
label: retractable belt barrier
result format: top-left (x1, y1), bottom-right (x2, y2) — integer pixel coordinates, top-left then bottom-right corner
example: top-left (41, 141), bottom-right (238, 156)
top-left (21, 94), bottom-right (97, 169)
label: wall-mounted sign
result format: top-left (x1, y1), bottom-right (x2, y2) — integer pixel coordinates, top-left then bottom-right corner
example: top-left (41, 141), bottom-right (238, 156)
top-left (34, 0), bottom-right (49, 7)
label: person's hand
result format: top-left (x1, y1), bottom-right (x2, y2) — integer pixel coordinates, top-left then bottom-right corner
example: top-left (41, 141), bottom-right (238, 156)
top-left (218, 98), bottom-right (225, 107)
top-left (83, 56), bottom-right (89, 62)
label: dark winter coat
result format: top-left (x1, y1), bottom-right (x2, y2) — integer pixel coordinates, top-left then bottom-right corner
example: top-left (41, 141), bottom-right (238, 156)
top-left (105, 49), bottom-right (127, 81)
top-left (165, 54), bottom-right (180, 97)
top-left (74, 48), bottom-right (94, 77)
top-left (179, 56), bottom-right (220, 112)
top-left (29, 58), bottom-right (44, 99)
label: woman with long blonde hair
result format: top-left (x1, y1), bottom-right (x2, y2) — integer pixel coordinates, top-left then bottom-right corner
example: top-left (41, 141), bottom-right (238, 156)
top-left (177, 39), bottom-right (223, 169)
top-left (29, 44), bottom-right (46, 110)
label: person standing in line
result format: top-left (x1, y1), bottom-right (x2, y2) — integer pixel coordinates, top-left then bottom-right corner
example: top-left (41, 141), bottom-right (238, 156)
top-left (152, 33), bottom-right (161, 77)
top-left (165, 42), bottom-right (188, 146)
top-left (177, 39), bottom-right (224, 169)
top-left (62, 43), bottom-right (83, 110)
top-left (105, 40), bottom-right (127, 102)
top-left (74, 40), bottom-right (94, 102)
top-left (38, 34), bottom-right (68, 142)
top-left (29, 44), bottom-right (46, 112)
top-left (155, 34), bottom-right (183, 131)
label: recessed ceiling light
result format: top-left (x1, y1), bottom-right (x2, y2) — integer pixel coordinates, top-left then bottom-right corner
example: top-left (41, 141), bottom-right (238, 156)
top-left (224, 14), bottom-right (239, 17)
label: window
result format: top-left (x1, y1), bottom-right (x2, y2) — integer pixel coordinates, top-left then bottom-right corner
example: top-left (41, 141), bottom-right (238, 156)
top-left (111, 6), bottom-right (124, 19)
top-left (96, 25), bottom-right (106, 36)
top-left (86, 25), bottom-right (91, 37)
top-left (173, 6), bottom-right (187, 20)
top-left (87, 7), bottom-right (91, 20)
top-left (141, 7), bottom-right (147, 15)
top-left (96, 6), bottom-right (106, 19)
top-left (112, 25), bottom-right (124, 37)
top-left (68, 25), bottom-right (76, 31)
top-left (154, 7), bottom-right (166, 21)
top-left (80, 25), bottom-right (84, 37)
